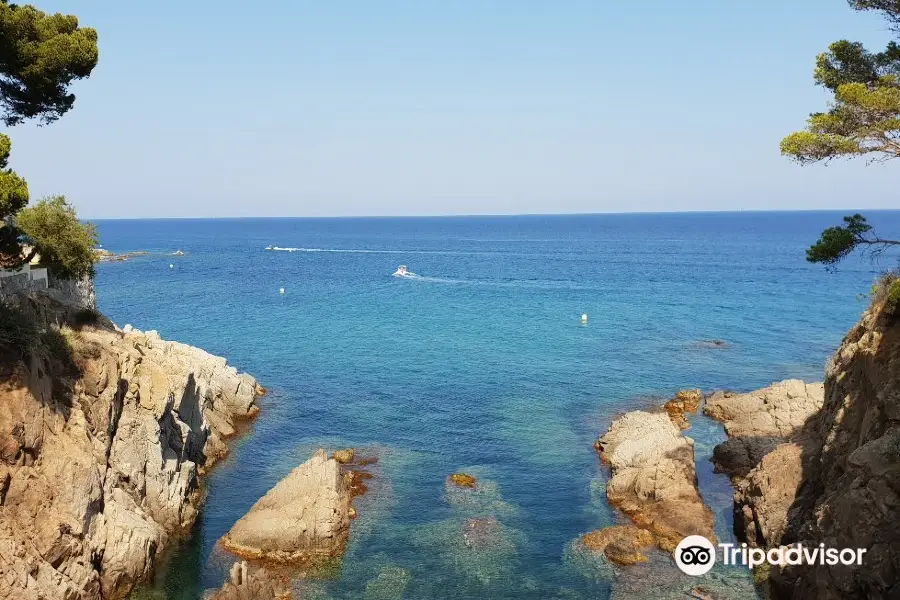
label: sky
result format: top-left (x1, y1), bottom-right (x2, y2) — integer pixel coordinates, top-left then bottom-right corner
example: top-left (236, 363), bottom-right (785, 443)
top-left (5, 1), bottom-right (899, 218)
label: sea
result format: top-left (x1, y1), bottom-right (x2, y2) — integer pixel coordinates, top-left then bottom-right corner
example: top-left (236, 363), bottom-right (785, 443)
top-left (94, 211), bottom-right (900, 600)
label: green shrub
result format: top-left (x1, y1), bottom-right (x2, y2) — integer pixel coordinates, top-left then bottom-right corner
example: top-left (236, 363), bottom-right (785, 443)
top-left (872, 271), bottom-right (900, 306)
top-left (888, 279), bottom-right (900, 305)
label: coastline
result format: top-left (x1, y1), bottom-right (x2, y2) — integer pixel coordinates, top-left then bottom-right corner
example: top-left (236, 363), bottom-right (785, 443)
top-left (0, 289), bottom-right (265, 600)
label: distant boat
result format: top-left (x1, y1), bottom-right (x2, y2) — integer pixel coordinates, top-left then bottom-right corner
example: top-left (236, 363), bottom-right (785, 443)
top-left (173, 250), bottom-right (185, 256)
top-left (265, 245), bottom-right (273, 251)
top-left (393, 265), bottom-right (416, 278)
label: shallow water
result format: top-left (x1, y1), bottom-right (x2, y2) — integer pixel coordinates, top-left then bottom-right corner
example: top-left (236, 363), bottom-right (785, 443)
top-left (95, 212), bottom-right (900, 599)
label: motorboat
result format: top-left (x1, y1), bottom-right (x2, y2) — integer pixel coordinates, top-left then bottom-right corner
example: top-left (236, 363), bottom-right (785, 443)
top-left (393, 265), bottom-right (415, 278)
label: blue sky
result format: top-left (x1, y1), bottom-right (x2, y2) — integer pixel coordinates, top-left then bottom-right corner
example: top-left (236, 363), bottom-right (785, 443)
top-left (6, 1), bottom-right (898, 218)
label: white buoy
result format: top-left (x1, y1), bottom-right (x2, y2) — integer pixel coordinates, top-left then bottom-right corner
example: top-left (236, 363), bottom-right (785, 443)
top-left (169, 264), bottom-right (174, 269)
top-left (581, 313), bottom-right (588, 324)
top-left (279, 287), bottom-right (285, 295)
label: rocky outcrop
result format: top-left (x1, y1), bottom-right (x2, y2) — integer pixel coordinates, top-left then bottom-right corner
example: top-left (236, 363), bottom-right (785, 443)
top-left (220, 449), bottom-right (352, 564)
top-left (664, 388), bottom-right (702, 430)
top-left (596, 411), bottom-right (716, 552)
top-left (0, 298), bottom-right (263, 600)
top-left (706, 296), bottom-right (900, 598)
top-left (703, 380), bottom-right (824, 551)
top-left (207, 561), bottom-right (291, 600)
top-left (770, 299), bottom-right (900, 599)
top-left (704, 380), bottom-right (824, 439)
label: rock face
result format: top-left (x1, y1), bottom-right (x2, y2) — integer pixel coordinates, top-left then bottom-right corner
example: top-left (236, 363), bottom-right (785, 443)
top-left (772, 300), bottom-right (900, 599)
top-left (707, 297), bottom-right (900, 598)
top-left (704, 380), bottom-right (824, 439)
top-left (703, 381), bottom-right (824, 551)
top-left (207, 561), bottom-right (291, 600)
top-left (0, 299), bottom-right (263, 600)
top-left (220, 449), bottom-right (351, 564)
top-left (596, 411), bottom-right (716, 551)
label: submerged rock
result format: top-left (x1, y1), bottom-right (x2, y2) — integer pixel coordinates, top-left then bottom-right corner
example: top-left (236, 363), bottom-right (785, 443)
top-left (581, 525), bottom-right (655, 565)
top-left (450, 473), bottom-right (477, 488)
top-left (363, 565), bottom-right (411, 600)
top-left (596, 411), bottom-right (716, 551)
top-left (696, 339), bottom-right (729, 349)
top-left (220, 449), bottom-right (352, 564)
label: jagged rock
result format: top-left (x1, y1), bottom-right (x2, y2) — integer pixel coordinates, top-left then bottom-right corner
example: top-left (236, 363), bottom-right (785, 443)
top-left (703, 379), bottom-right (824, 438)
top-left (704, 379), bottom-right (824, 555)
top-left (664, 389), bottom-right (703, 429)
top-left (710, 435), bottom-right (784, 478)
top-left (220, 450), bottom-right (351, 563)
top-left (207, 561), bottom-right (291, 600)
top-left (596, 411), bottom-right (716, 551)
top-left (581, 525), bottom-right (655, 565)
top-left (0, 296), bottom-right (263, 600)
top-left (769, 300), bottom-right (900, 599)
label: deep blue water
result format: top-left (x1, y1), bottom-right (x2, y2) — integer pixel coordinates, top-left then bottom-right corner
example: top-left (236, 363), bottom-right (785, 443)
top-left (96, 212), bottom-right (900, 600)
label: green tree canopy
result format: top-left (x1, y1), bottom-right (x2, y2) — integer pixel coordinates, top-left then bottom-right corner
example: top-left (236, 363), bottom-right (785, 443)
top-left (0, 2), bottom-right (98, 276)
top-left (783, 1), bottom-right (899, 268)
top-left (16, 195), bottom-right (97, 278)
top-left (0, 1), bottom-right (98, 125)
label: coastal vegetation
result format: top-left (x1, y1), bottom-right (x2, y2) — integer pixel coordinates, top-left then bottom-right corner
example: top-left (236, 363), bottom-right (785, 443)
top-left (782, 0), bottom-right (899, 268)
top-left (0, 1), bottom-right (98, 278)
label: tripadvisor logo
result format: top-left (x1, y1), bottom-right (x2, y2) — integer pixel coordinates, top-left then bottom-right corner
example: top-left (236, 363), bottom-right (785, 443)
top-left (675, 535), bottom-right (716, 575)
top-left (674, 535), bottom-right (868, 575)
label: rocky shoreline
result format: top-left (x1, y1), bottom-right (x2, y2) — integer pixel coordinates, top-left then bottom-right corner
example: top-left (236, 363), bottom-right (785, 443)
top-left (0, 295), bottom-right (264, 600)
top-left (3, 285), bottom-right (898, 599)
top-left (585, 289), bottom-right (899, 598)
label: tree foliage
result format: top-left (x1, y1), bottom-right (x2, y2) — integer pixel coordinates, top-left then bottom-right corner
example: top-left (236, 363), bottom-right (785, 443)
top-left (0, 3), bottom-right (98, 275)
top-left (0, 1), bottom-right (98, 126)
top-left (783, 1), bottom-right (899, 268)
top-left (849, 0), bottom-right (900, 30)
top-left (16, 195), bottom-right (97, 278)
top-left (780, 41), bottom-right (900, 164)
top-left (806, 214), bottom-right (900, 269)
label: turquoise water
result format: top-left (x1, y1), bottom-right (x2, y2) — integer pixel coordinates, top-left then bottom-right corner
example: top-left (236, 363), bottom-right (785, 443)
top-left (95, 212), bottom-right (899, 599)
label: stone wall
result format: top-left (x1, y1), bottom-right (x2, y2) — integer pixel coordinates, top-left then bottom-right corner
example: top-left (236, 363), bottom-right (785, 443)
top-left (0, 266), bottom-right (94, 310)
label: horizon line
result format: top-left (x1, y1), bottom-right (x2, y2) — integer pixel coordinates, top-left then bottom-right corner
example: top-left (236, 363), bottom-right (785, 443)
top-left (83, 207), bottom-right (900, 221)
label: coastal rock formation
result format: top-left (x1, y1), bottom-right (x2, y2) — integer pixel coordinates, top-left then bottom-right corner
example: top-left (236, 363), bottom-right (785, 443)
top-left (207, 561), bottom-right (291, 600)
top-left (581, 525), bottom-right (655, 565)
top-left (703, 380), bottom-right (824, 550)
top-left (220, 449), bottom-right (352, 564)
top-left (0, 295), bottom-right (263, 600)
top-left (704, 379), bottom-right (824, 439)
top-left (707, 296), bottom-right (900, 598)
top-left (771, 298), bottom-right (900, 599)
top-left (596, 411), bottom-right (716, 551)
top-left (664, 388), bottom-right (702, 430)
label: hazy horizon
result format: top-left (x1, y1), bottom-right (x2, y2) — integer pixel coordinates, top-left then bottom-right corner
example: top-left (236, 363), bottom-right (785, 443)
top-left (84, 207), bottom-right (900, 221)
top-left (8, 1), bottom-right (899, 219)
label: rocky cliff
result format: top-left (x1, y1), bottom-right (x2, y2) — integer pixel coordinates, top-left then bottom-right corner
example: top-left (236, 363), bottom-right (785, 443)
top-left (707, 295), bottom-right (900, 599)
top-left (0, 295), bottom-right (264, 600)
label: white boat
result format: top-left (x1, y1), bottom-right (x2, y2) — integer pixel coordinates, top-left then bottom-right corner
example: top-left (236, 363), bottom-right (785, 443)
top-left (265, 245), bottom-right (273, 251)
top-left (393, 265), bottom-right (416, 278)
